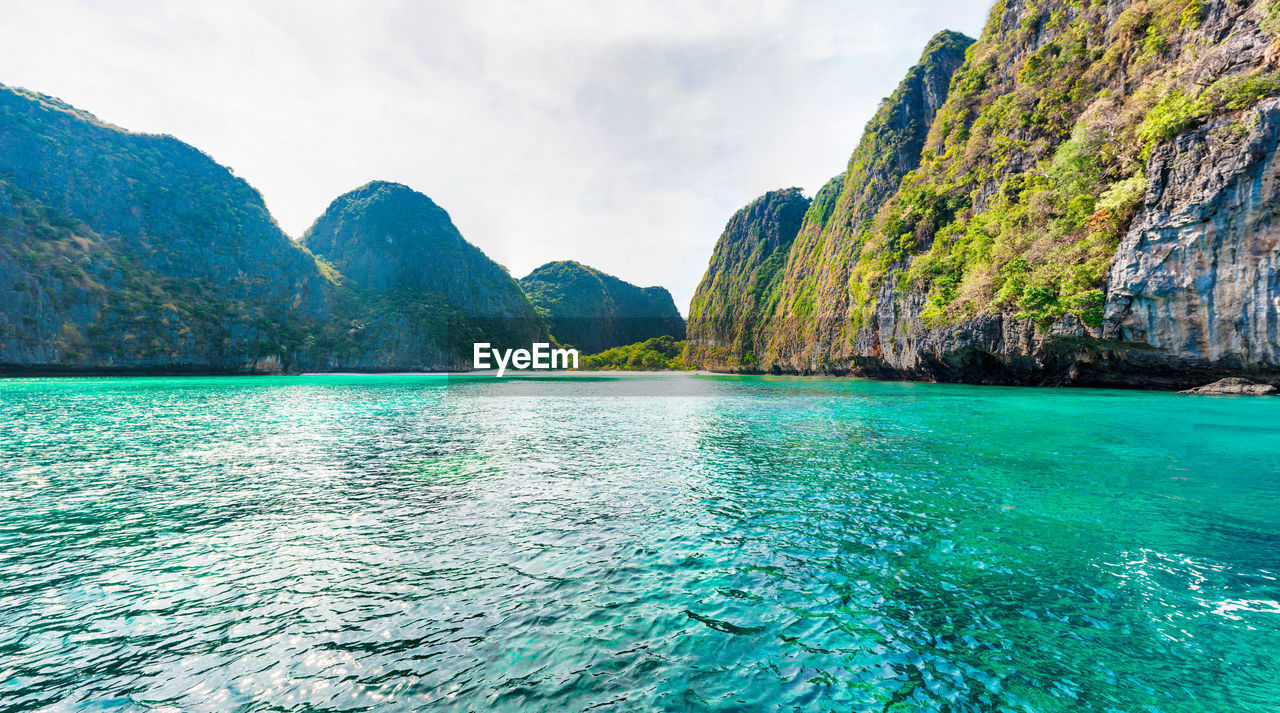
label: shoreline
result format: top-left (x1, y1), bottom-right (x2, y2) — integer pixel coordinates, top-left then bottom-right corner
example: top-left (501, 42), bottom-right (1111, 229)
top-left (4, 364), bottom-right (1275, 394)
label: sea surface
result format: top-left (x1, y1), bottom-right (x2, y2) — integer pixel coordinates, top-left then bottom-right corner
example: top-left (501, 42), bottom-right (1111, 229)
top-left (1, 373), bottom-right (1278, 712)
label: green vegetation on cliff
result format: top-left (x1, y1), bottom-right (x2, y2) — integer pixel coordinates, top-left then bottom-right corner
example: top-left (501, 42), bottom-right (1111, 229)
top-left (578, 336), bottom-right (688, 371)
top-left (684, 188), bottom-right (810, 371)
top-left (688, 0), bottom-right (1280, 382)
top-left (759, 30), bottom-right (974, 369)
top-left (688, 31), bottom-right (974, 372)
top-left (519, 260), bottom-right (684, 354)
top-left (0, 85), bottom-right (335, 368)
top-left (860, 0), bottom-right (1278, 329)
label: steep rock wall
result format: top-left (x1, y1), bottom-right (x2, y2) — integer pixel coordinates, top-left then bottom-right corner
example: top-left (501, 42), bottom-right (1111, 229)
top-left (759, 30), bottom-right (974, 371)
top-left (688, 0), bottom-right (1280, 388)
top-left (1105, 99), bottom-right (1280, 377)
top-left (684, 188), bottom-right (809, 371)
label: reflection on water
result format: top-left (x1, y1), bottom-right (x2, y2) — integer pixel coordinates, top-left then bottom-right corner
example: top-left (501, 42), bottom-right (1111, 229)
top-left (1, 373), bottom-right (1277, 711)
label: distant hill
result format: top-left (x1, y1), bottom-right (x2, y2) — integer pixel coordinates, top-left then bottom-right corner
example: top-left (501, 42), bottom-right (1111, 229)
top-left (301, 181), bottom-right (546, 365)
top-left (519, 260), bottom-right (684, 354)
top-left (0, 85), bottom-right (543, 373)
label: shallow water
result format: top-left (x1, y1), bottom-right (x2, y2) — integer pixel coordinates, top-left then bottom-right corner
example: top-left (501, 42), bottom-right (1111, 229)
top-left (1, 373), bottom-right (1277, 712)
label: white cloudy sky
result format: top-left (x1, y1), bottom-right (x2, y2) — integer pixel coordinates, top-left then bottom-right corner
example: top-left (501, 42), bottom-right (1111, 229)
top-left (0, 0), bottom-right (992, 314)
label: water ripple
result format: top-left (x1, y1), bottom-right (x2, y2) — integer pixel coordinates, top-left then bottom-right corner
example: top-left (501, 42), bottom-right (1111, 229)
top-left (0, 374), bottom-right (1277, 712)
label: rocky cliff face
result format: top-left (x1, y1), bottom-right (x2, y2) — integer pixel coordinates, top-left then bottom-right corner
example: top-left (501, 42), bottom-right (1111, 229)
top-left (1104, 100), bottom-right (1280, 380)
top-left (0, 85), bottom-right (334, 372)
top-left (0, 86), bottom-right (543, 373)
top-left (519, 260), bottom-right (684, 354)
top-left (684, 188), bottom-right (809, 370)
top-left (687, 0), bottom-right (1280, 387)
top-left (755, 31), bottom-right (974, 372)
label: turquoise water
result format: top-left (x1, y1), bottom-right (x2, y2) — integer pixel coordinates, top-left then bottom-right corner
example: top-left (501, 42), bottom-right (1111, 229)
top-left (1, 373), bottom-right (1278, 712)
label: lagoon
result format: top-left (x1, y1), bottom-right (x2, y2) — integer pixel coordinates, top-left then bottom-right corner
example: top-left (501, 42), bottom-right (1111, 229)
top-left (1, 373), bottom-right (1278, 711)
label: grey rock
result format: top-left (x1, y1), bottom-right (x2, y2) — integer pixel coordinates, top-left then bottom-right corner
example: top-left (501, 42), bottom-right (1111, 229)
top-left (1181, 377), bottom-right (1277, 395)
top-left (1104, 100), bottom-right (1280, 382)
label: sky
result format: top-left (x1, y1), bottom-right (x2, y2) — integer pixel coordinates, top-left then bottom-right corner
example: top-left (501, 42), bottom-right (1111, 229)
top-left (0, 0), bottom-right (993, 315)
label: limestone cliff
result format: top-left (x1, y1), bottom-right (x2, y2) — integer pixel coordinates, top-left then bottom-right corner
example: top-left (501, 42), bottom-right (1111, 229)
top-left (0, 85), bottom-right (332, 372)
top-left (0, 86), bottom-right (544, 373)
top-left (1103, 99), bottom-right (1280, 382)
top-left (684, 188), bottom-right (809, 371)
top-left (688, 0), bottom-right (1280, 387)
top-left (758, 30), bottom-right (974, 371)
